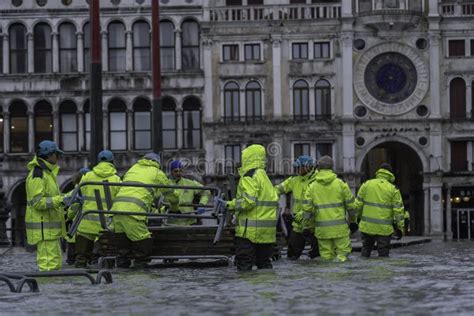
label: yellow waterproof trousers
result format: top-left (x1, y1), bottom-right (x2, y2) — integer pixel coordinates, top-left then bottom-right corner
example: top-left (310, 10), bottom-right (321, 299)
top-left (113, 215), bottom-right (151, 242)
top-left (37, 239), bottom-right (62, 271)
top-left (318, 236), bottom-right (351, 262)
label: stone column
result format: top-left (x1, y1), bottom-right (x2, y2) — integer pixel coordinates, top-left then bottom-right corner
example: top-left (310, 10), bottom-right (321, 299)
top-left (271, 36), bottom-right (282, 118)
top-left (423, 183), bottom-right (430, 235)
top-left (126, 31), bottom-right (133, 72)
top-left (446, 184), bottom-right (452, 240)
top-left (428, 0), bottom-right (440, 16)
top-left (77, 110), bottom-right (84, 151)
top-left (428, 32), bottom-right (441, 118)
top-left (3, 35), bottom-right (9, 74)
top-left (127, 109), bottom-right (133, 150)
top-left (3, 113), bottom-right (10, 153)
top-left (52, 32), bottom-right (59, 73)
top-left (177, 107), bottom-right (183, 149)
top-left (341, 32), bottom-right (353, 117)
top-left (77, 32), bottom-right (84, 73)
top-left (202, 39), bottom-right (213, 122)
top-left (342, 124), bottom-right (355, 174)
top-left (175, 28), bottom-right (182, 71)
top-left (342, 0), bottom-right (352, 17)
top-left (466, 82), bottom-right (472, 118)
top-left (53, 111), bottom-right (60, 144)
top-left (28, 111), bottom-right (34, 153)
top-left (102, 31), bottom-right (108, 72)
top-left (27, 33), bottom-right (34, 73)
top-left (430, 183), bottom-right (444, 236)
top-left (102, 109), bottom-right (109, 149)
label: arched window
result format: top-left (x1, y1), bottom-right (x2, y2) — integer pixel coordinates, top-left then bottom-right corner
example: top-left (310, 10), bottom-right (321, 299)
top-left (182, 97), bottom-right (202, 149)
top-left (245, 81), bottom-right (262, 121)
top-left (450, 78), bottom-right (466, 119)
top-left (181, 20), bottom-right (200, 70)
top-left (83, 22), bottom-right (90, 72)
top-left (108, 99), bottom-right (127, 150)
top-left (162, 97), bottom-right (177, 149)
top-left (34, 101), bottom-right (53, 146)
top-left (315, 79), bottom-right (331, 118)
top-left (160, 20), bottom-right (175, 70)
top-left (224, 82), bottom-right (240, 122)
top-left (293, 80), bottom-right (309, 120)
top-left (83, 100), bottom-right (90, 151)
top-left (9, 23), bottom-right (27, 74)
top-left (9, 101), bottom-right (28, 153)
top-left (59, 101), bottom-right (78, 151)
top-left (34, 23), bottom-right (52, 73)
top-left (133, 98), bottom-right (151, 150)
top-left (108, 21), bottom-right (126, 72)
top-left (133, 21), bottom-right (151, 71)
top-left (59, 22), bottom-right (77, 73)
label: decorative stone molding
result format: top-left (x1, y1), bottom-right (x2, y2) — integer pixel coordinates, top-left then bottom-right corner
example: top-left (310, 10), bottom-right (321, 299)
top-left (354, 42), bottom-right (429, 115)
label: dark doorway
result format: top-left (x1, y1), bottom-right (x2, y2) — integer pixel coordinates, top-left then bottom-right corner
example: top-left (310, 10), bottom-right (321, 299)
top-left (9, 182), bottom-right (27, 246)
top-left (361, 141), bottom-right (424, 235)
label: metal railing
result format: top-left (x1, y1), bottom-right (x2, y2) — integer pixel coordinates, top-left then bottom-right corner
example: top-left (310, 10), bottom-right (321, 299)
top-left (66, 181), bottom-right (228, 245)
top-left (207, 3), bottom-right (341, 22)
top-left (440, 2), bottom-right (474, 16)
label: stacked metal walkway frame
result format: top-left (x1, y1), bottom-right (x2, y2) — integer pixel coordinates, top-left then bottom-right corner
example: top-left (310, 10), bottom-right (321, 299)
top-left (0, 269), bottom-right (113, 293)
top-left (66, 181), bottom-right (233, 268)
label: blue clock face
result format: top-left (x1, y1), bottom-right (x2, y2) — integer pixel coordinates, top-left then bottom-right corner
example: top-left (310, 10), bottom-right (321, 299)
top-left (364, 52), bottom-right (417, 104)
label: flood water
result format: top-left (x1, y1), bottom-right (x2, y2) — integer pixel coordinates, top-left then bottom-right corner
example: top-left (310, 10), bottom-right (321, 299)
top-left (1, 241), bottom-right (474, 315)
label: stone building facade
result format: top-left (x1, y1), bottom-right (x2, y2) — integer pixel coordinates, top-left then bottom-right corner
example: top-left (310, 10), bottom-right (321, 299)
top-left (1, 0), bottom-right (473, 244)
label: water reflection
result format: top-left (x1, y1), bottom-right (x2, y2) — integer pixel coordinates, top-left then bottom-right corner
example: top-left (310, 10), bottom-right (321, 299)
top-left (1, 241), bottom-right (474, 314)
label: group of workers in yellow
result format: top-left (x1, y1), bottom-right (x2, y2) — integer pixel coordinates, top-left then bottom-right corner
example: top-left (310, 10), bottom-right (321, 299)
top-left (25, 140), bottom-right (407, 272)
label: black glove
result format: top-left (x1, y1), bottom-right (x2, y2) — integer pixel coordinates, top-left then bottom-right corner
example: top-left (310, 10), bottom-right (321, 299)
top-left (392, 228), bottom-right (403, 240)
top-left (349, 222), bottom-right (359, 234)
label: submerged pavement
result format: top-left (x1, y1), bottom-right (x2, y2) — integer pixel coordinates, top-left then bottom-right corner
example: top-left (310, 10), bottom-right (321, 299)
top-left (1, 240), bottom-right (473, 315)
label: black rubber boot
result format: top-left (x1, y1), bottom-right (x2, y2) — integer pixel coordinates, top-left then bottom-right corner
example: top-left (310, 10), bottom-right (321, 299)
top-left (131, 238), bottom-right (153, 269)
top-left (115, 233), bottom-right (132, 268)
top-left (75, 235), bottom-right (94, 268)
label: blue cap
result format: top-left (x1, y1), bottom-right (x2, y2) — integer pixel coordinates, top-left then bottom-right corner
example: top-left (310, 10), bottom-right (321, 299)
top-left (293, 155), bottom-right (315, 168)
top-left (79, 167), bottom-right (90, 175)
top-left (143, 152), bottom-right (161, 164)
top-left (170, 160), bottom-right (182, 170)
top-left (36, 140), bottom-right (64, 157)
top-left (98, 150), bottom-right (114, 162)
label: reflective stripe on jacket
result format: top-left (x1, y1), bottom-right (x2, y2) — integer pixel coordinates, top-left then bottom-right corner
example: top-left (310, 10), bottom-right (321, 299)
top-left (303, 169), bottom-right (356, 239)
top-left (111, 159), bottom-right (179, 221)
top-left (77, 161), bottom-right (121, 236)
top-left (167, 177), bottom-right (210, 226)
top-left (355, 168), bottom-right (405, 236)
top-left (25, 156), bottom-right (65, 245)
top-left (275, 170), bottom-right (316, 232)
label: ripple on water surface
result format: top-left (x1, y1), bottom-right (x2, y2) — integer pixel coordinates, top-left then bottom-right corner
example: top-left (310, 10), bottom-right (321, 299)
top-left (1, 241), bottom-right (474, 315)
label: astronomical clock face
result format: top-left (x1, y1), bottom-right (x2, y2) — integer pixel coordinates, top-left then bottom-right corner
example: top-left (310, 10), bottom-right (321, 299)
top-left (364, 52), bottom-right (417, 104)
top-left (354, 43), bottom-right (429, 115)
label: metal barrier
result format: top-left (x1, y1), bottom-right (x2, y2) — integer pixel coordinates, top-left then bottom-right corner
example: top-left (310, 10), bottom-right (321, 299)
top-left (1, 270), bottom-right (113, 285)
top-left (66, 181), bottom-right (228, 245)
top-left (0, 273), bottom-right (39, 293)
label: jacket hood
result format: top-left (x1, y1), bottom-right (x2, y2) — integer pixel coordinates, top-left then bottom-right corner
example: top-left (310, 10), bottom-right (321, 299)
top-left (315, 169), bottom-right (337, 185)
top-left (239, 144), bottom-right (266, 176)
top-left (27, 156), bottom-right (60, 176)
top-left (92, 161), bottom-right (117, 178)
top-left (376, 168), bottom-right (395, 183)
top-left (137, 158), bottom-right (161, 169)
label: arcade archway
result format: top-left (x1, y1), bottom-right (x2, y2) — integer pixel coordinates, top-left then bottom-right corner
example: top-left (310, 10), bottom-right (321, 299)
top-left (361, 141), bottom-right (424, 235)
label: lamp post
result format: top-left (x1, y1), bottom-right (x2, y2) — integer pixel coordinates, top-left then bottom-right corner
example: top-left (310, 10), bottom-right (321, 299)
top-left (89, 0), bottom-right (103, 166)
top-left (152, 0), bottom-right (163, 155)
